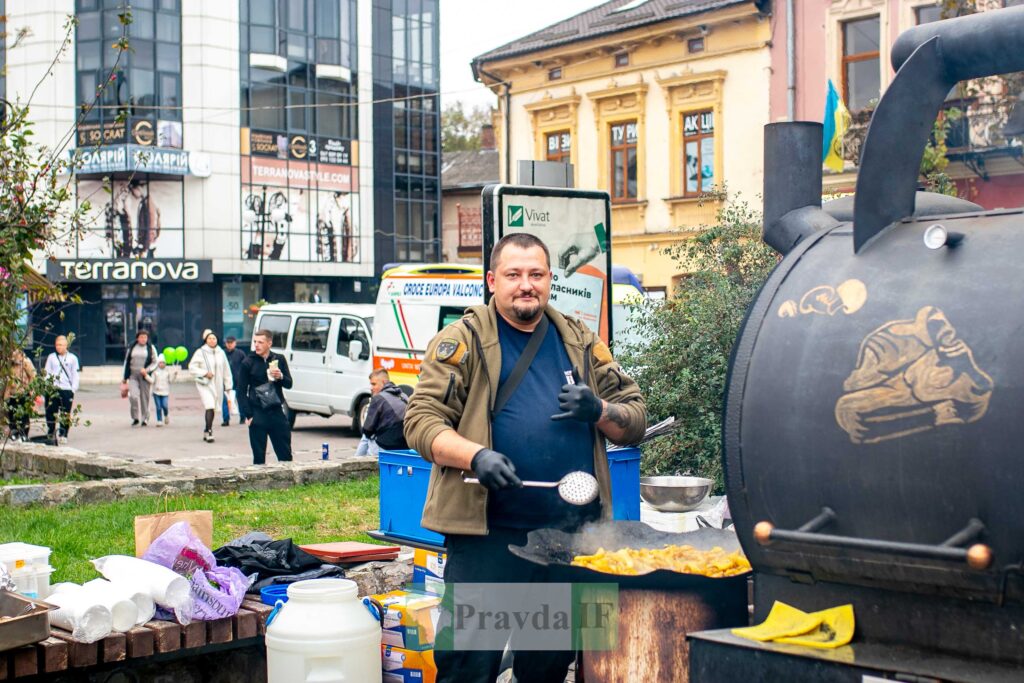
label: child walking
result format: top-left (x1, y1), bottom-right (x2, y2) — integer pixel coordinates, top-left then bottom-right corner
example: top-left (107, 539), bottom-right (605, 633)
top-left (152, 358), bottom-right (172, 426)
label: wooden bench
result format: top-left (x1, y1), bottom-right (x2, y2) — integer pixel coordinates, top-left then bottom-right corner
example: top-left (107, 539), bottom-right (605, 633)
top-left (0, 599), bottom-right (274, 680)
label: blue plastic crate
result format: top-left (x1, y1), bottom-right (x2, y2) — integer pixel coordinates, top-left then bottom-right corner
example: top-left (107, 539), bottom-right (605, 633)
top-left (378, 450), bottom-right (445, 547)
top-left (378, 446), bottom-right (642, 545)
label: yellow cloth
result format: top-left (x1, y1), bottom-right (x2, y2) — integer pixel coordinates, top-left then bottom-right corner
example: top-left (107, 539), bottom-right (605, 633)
top-left (732, 601), bottom-right (855, 650)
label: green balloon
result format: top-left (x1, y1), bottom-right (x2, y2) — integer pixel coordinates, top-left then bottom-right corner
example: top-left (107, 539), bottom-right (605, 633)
top-left (162, 347), bottom-right (175, 364)
top-left (174, 346), bottom-right (188, 363)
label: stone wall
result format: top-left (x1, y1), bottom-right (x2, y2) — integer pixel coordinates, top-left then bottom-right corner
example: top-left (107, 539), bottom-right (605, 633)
top-left (0, 442), bottom-right (377, 507)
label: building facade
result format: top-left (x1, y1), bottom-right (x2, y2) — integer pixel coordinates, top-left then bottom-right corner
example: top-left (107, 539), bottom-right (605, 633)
top-left (472, 0), bottom-right (771, 294)
top-left (9, 0), bottom-right (439, 365)
top-left (770, 0), bottom-right (1024, 206)
top-left (440, 124), bottom-right (498, 264)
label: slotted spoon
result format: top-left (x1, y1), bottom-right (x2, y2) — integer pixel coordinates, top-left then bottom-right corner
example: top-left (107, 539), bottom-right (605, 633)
top-left (464, 471), bottom-right (599, 506)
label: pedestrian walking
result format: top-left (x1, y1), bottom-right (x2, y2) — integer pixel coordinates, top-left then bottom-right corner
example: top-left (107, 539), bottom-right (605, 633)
top-left (236, 329), bottom-right (293, 465)
top-left (43, 335), bottom-right (80, 444)
top-left (188, 329), bottom-right (233, 443)
top-left (151, 357), bottom-right (172, 426)
top-left (222, 336), bottom-right (248, 426)
top-left (121, 330), bottom-right (158, 426)
top-left (4, 349), bottom-right (36, 442)
top-left (405, 233), bottom-right (647, 683)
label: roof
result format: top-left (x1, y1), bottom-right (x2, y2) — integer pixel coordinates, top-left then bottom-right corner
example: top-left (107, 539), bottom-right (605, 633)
top-left (472, 0), bottom-right (760, 70)
top-left (441, 149), bottom-right (500, 191)
top-left (258, 303), bottom-right (376, 317)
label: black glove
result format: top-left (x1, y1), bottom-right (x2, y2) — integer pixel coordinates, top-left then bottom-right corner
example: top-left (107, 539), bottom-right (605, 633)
top-left (551, 368), bottom-right (603, 423)
top-left (470, 448), bottom-right (522, 491)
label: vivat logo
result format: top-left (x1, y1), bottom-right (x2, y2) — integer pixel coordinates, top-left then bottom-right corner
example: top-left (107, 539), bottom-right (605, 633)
top-left (506, 203), bottom-right (551, 228)
top-left (508, 204), bottom-right (524, 227)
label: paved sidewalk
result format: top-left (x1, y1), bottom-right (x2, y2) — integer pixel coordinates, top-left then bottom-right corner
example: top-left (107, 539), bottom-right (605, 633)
top-left (46, 383), bottom-right (363, 470)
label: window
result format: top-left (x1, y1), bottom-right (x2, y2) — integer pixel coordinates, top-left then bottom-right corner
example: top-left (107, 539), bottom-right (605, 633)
top-left (439, 307), bottom-right (464, 330)
top-left (609, 121), bottom-right (638, 201)
top-left (687, 37), bottom-right (705, 53)
top-left (259, 314), bottom-right (291, 350)
top-left (915, 5), bottom-right (941, 24)
top-left (548, 67), bottom-right (562, 81)
top-left (683, 110), bottom-right (715, 195)
top-left (614, 53), bottom-right (629, 68)
top-left (841, 16), bottom-right (880, 111)
top-left (337, 316), bottom-right (370, 359)
top-left (292, 316), bottom-right (331, 352)
top-left (75, 0), bottom-right (182, 133)
top-left (545, 130), bottom-right (571, 163)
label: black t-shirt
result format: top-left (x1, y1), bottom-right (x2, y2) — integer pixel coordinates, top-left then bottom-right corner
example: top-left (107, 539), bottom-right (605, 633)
top-left (488, 315), bottom-right (598, 529)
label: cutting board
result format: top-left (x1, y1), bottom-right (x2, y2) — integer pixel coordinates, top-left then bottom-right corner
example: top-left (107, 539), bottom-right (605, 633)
top-left (300, 541), bottom-right (401, 562)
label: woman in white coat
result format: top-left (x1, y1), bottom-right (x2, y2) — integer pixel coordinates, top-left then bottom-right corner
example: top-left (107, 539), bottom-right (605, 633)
top-left (189, 329), bottom-right (233, 443)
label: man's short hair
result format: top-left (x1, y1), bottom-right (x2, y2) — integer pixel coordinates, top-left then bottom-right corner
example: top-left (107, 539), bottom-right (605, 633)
top-left (136, 330), bottom-right (149, 339)
top-left (225, 336), bottom-right (237, 343)
top-left (369, 368), bottom-right (390, 382)
top-left (254, 329), bottom-right (274, 342)
top-left (489, 233), bottom-right (551, 270)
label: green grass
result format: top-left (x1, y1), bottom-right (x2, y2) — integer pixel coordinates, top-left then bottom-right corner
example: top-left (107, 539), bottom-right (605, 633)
top-left (0, 476), bottom-right (382, 584)
top-left (1, 472), bottom-right (88, 486)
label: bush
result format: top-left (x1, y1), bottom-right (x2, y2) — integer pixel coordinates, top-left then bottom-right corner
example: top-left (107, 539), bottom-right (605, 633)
top-left (618, 193), bottom-right (778, 492)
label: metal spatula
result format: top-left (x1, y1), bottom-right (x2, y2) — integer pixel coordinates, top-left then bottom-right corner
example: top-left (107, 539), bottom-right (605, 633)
top-left (464, 471), bottom-right (599, 506)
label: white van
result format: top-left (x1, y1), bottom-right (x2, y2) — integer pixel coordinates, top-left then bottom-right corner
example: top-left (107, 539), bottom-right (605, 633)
top-left (253, 302), bottom-right (375, 431)
top-left (373, 264), bottom-right (484, 389)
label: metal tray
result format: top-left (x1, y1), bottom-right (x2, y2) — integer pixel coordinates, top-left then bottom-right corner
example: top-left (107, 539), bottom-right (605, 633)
top-left (508, 520), bottom-right (751, 591)
top-left (0, 590), bottom-right (53, 652)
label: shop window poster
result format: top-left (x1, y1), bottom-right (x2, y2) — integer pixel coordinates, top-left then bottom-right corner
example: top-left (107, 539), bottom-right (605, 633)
top-left (77, 179), bottom-right (184, 258)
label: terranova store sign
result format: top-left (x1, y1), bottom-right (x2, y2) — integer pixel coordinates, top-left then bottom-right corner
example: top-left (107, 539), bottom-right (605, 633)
top-left (483, 185), bottom-right (612, 343)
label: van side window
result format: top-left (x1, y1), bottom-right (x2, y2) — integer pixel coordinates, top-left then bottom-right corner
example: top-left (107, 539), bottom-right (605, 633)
top-left (438, 306), bottom-right (464, 330)
top-left (338, 316), bottom-right (370, 359)
top-left (259, 314), bottom-right (292, 349)
top-left (293, 317), bottom-right (331, 352)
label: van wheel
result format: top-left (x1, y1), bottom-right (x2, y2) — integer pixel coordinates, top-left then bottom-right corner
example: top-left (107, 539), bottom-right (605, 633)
top-left (351, 396), bottom-right (370, 435)
top-left (284, 404), bottom-right (297, 429)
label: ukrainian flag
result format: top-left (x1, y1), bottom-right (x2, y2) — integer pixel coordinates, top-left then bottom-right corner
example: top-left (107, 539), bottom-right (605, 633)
top-left (822, 79), bottom-right (852, 172)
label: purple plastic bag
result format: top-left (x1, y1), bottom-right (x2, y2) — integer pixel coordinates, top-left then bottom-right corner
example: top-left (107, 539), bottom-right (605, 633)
top-left (143, 521), bottom-right (252, 620)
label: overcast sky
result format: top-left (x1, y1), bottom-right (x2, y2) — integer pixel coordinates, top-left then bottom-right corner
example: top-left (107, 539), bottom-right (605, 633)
top-left (439, 0), bottom-right (601, 112)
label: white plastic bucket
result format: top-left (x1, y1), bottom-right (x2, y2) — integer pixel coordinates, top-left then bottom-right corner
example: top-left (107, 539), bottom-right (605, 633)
top-left (265, 578), bottom-right (382, 683)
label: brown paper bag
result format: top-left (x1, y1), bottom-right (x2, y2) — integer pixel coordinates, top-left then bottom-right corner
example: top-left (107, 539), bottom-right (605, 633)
top-left (134, 510), bottom-right (213, 557)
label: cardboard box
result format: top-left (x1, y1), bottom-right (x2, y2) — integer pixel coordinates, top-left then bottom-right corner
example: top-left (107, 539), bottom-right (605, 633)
top-left (413, 549), bottom-right (446, 578)
top-left (412, 568), bottom-right (445, 596)
top-left (372, 590), bottom-right (441, 651)
top-left (381, 644), bottom-right (436, 683)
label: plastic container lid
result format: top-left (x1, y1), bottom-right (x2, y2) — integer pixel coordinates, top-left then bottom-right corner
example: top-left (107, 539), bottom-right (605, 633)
top-left (260, 584), bottom-right (290, 606)
top-left (0, 542), bottom-right (52, 563)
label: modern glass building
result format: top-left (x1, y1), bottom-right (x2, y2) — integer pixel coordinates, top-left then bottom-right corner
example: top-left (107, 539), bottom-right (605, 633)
top-left (9, 0), bottom-right (440, 365)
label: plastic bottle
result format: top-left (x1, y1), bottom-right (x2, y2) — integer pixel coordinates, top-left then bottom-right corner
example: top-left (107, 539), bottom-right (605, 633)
top-left (265, 578), bottom-right (382, 683)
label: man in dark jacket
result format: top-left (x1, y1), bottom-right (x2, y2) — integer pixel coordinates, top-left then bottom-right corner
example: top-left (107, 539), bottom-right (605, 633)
top-left (222, 336), bottom-right (248, 425)
top-left (236, 329), bottom-right (293, 465)
top-left (362, 369), bottom-right (408, 450)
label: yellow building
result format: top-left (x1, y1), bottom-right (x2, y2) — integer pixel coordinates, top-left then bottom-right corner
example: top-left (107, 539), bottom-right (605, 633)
top-left (472, 0), bottom-right (772, 293)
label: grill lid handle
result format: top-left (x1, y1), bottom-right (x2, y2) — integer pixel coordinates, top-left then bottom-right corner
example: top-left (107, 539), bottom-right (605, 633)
top-left (753, 510), bottom-right (993, 571)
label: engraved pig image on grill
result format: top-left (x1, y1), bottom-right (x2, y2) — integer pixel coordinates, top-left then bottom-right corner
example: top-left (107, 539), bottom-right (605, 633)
top-left (834, 305), bottom-right (993, 444)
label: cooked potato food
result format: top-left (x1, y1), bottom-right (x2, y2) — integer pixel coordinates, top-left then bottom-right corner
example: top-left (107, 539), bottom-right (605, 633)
top-left (571, 545), bottom-right (751, 577)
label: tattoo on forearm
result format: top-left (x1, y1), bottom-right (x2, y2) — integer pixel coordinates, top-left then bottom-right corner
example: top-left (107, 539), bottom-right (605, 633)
top-left (602, 402), bottom-right (630, 429)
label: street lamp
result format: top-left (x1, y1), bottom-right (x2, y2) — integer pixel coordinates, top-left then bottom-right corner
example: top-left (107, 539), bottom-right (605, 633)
top-left (243, 185), bottom-right (290, 302)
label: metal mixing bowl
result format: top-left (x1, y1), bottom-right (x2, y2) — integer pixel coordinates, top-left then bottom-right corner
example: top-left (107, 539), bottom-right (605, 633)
top-left (640, 476), bottom-right (714, 512)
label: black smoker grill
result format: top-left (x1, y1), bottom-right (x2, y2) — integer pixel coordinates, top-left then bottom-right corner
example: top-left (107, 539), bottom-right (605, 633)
top-left (689, 7), bottom-right (1024, 682)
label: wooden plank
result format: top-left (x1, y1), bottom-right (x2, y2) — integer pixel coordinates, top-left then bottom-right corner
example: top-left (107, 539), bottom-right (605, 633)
top-left (101, 632), bottom-right (126, 664)
top-left (37, 637), bottom-right (68, 674)
top-left (181, 621), bottom-right (206, 649)
top-left (233, 608), bottom-right (258, 641)
top-left (206, 617), bottom-right (233, 645)
top-left (9, 646), bottom-right (37, 678)
top-left (49, 629), bottom-right (98, 668)
top-left (124, 627), bottom-right (154, 659)
top-left (144, 620), bottom-right (181, 653)
top-left (241, 599), bottom-right (274, 635)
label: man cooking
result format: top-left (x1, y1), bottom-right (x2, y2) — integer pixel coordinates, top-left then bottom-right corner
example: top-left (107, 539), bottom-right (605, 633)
top-left (404, 233), bottom-right (646, 683)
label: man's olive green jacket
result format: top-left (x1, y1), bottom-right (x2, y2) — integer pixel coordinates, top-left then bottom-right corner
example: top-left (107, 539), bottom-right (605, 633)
top-left (404, 299), bottom-right (647, 536)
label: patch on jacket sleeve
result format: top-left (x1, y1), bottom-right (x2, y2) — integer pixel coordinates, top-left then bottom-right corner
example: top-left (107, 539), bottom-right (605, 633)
top-left (434, 339), bottom-right (467, 366)
top-left (592, 340), bottom-right (614, 366)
